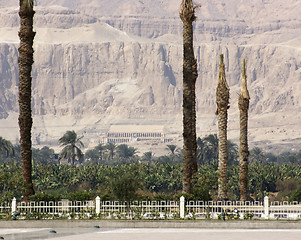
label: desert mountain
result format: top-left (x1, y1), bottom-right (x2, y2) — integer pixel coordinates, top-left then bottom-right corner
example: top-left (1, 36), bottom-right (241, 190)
top-left (0, 0), bottom-right (300, 154)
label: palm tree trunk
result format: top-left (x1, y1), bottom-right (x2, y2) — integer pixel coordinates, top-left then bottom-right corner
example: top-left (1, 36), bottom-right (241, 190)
top-left (18, 0), bottom-right (35, 200)
top-left (216, 54), bottom-right (230, 200)
top-left (180, 0), bottom-right (199, 194)
top-left (239, 59), bottom-right (250, 201)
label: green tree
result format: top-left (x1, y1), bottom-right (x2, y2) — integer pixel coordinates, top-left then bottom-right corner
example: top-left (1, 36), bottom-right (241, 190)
top-left (84, 144), bottom-right (104, 165)
top-left (179, 0), bottom-right (199, 194)
top-left (196, 137), bottom-right (207, 164)
top-left (197, 134), bottom-right (219, 164)
top-left (216, 54), bottom-right (230, 200)
top-left (0, 137), bottom-right (15, 158)
top-left (32, 146), bottom-right (55, 164)
top-left (18, 0), bottom-right (36, 200)
top-left (59, 130), bottom-right (84, 165)
top-left (111, 171), bottom-right (141, 201)
top-left (166, 144), bottom-right (177, 161)
top-left (238, 59), bottom-right (250, 201)
top-left (249, 147), bottom-right (266, 164)
top-left (227, 140), bottom-right (238, 166)
top-left (142, 151), bottom-right (154, 162)
top-left (105, 142), bottom-right (116, 161)
top-left (116, 144), bottom-right (137, 164)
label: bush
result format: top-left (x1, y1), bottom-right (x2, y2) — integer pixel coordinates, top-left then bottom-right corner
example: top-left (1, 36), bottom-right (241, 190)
top-left (243, 211), bottom-right (254, 220)
top-left (111, 172), bottom-right (141, 201)
top-left (29, 192), bottom-right (62, 202)
top-left (67, 191), bottom-right (92, 201)
top-left (289, 186), bottom-right (301, 202)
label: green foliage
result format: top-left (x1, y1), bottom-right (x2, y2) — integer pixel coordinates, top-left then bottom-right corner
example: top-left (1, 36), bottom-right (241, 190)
top-left (197, 134), bottom-right (218, 165)
top-left (29, 192), bottom-right (62, 202)
top-left (192, 175), bottom-right (212, 201)
top-left (1, 144), bottom-right (301, 202)
top-left (140, 163), bottom-right (182, 194)
top-left (0, 163), bottom-right (23, 201)
top-left (84, 144), bottom-right (104, 165)
top-left (289, 186), bottom-right (301, 202)
top-left (197, 134), bottom-right (238, 166)
top-left (116, 144), bottom-right (137, 164)
top-left (59, 130), bottom-right (84, 165)
top-left (67, 190), bottom-right (92, 201)
top-left (32, 146), bottom-right (56, 164)
top-left (243, 211), bottom-right (254, 220)
top-left (142, 151), bottom-right (154, 162)
top-left (152, 193), bottom-right (173, 201)
top-left (111, 169), bottom-right (141, 201)
top-left (0, 137), bottom-right (15, 158)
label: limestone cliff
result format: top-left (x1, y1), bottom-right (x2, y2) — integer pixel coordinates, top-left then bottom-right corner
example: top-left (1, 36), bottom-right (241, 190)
top-left (0, 0), bottom-right (300, 153)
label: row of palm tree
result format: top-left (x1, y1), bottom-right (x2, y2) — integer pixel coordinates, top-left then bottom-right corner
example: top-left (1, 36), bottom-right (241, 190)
top-left (4, 159), bottom-right (301, 202)
top-left (179, 1), bottom-right (251, 201)
top-left (85, 143), bottom-right (137, 165)
top-left (215, 56), bottom-right (251, 200)
top-left (3, 134), bottom-right (299, 167)
top-left (58, 130), bottom-right (138, 165)
top-left (178, 0), bottom-right (252, 201)
top-left (16, 0), bottom-right (200, 199)
top-left (16, 0), bottom-right (251, 201)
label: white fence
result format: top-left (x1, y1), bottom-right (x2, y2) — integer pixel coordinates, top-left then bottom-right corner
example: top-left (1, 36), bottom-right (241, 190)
top-left (1, 196), bottom-right (301, 220)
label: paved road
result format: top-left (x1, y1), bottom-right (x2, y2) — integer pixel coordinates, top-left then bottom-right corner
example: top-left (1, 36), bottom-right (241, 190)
top-left (2, 228), bottom-right (301, 240)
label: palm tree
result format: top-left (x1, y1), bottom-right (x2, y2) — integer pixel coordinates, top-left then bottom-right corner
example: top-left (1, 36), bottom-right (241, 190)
top-left (59, 130), bottom-right (84, 165)
top-left (196, 137), bottom-right (207, 164)
top-left (142, 151), bottom-right (154, 162)
top-left (203, 134), bottom-right (219, 163)
top-left (105, 142), bottom-right (116, 161)
top-left (0, 137), bottom-right (15, 158)
top-left (95, 143), bottom-right (104, 164)
top-left (227, 140), bottom-right (239, 166)
top-left (18, 0), bottom-right (35, 200)
top-left (249, 147), bottom-right (266, 164)
top-left (216, 54), bottom-right (230, 200)
top-left (179, 0), bottom-right (200, 194)
top-left (84, 144), bottom-right (104, 165)
top-left (116, 144), bottom-right (137, 164)
top-left (166, 144), bottom-right (177, 161)
top-left (238, 59), bottom-right (250, 201)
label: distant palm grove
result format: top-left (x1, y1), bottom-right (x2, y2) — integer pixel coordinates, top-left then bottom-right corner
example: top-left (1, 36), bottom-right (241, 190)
top-left (1, 134), bottom-right (301, 203)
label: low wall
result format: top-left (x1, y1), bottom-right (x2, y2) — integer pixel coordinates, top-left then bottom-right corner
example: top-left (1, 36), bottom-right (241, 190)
top-left (1, 220), bottom-right (301, 229)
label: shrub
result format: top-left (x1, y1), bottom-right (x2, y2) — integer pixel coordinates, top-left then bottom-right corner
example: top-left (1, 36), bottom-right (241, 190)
top-left (67, 191), bottom-right (92, 201)
top-left (29, 192), bottom-right (62, 202)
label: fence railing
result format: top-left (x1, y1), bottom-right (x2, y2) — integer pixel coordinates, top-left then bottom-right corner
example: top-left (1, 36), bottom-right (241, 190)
top-left (1, 196), bottom-right (301, 220)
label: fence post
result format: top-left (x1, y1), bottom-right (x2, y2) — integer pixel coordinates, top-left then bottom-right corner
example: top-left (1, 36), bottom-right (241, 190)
top-left (180, 196), bottom-right (185, 219)
top-left (11, 197), bottom-right (17, 214)
top-left (95, 196), bottom-right (100, 214)
top-left (264, 196), bottom-right (269, 219)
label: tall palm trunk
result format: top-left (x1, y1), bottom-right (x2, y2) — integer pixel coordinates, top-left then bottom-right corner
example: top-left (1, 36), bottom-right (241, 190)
top-left (180, 0), bottom-right (199, 194)
top-left (239, 59), bottom-right (250, 201)
top-left (18, 0), bottom-right (35, 200)
top-left (216, 54), bottom-right (230, 200)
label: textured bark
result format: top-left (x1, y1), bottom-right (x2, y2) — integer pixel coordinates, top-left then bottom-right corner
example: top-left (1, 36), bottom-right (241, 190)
top-left (216, 54), bottom-right (229, 200)
top-left (18, 0), bottom-right (35, 201)
top-left (239, 59), bottom-right (250, 201)
top-left (180, 0), bottom-right (199, 194)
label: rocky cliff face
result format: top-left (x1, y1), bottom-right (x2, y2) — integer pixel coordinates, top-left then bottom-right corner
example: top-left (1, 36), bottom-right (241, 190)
top-left (0, 0), bottom-right (300, 153)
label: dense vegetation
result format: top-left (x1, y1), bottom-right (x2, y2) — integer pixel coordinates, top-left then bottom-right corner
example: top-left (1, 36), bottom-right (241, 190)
top-left (1, 135), bottom-right (301, 202)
